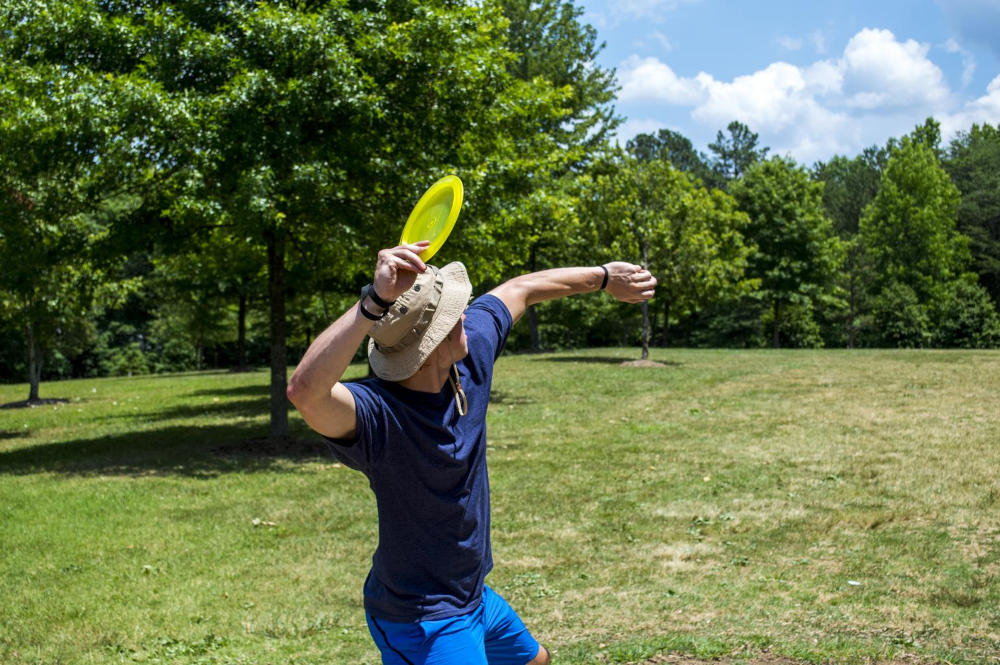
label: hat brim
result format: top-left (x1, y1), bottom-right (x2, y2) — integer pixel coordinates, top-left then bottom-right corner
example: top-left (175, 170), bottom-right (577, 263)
top-left (367, 262), bottom-right (472, 381)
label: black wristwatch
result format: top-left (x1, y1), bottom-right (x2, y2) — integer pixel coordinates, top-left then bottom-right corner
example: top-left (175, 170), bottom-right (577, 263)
top-left (359, 284), bottom-right (395, 321)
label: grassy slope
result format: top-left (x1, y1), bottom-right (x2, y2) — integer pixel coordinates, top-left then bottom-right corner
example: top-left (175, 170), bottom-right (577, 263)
top-left (1, 349), bottom-right (998, 664)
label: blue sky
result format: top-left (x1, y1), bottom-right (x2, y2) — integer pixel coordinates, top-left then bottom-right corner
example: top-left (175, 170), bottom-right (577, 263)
top-left (577, 0), bottom-right (1000, 164)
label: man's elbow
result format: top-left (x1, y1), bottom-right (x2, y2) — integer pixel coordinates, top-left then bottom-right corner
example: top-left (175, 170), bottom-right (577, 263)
top-left (286, 374), bottom-right (311, 408)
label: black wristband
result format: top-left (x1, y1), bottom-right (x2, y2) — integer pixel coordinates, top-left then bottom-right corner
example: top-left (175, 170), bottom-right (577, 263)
top-left (366, 284), bottom-right (396, 309)
top-left (599, 265), bottom-right (609, 290)
top-left (359, 284), bottom-right (389, 321)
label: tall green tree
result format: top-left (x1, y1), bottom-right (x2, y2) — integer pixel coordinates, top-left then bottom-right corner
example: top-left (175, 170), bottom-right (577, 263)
top-left (471, 0), bottom-right (619, 349)
top-left (0, 55), bottom-right (144, 401)
top-left (945, 122), bottom-right (1000, 308)
top-left (861, 136), bottom-right (968, 305)
top-left (588, 151), bottom-right (754, 356)
top-left (812, 146), bottom-right (886, 346)
top-left (708, 120), bottom-right (770, 184)
top-left (6, 0), bottom-right (563, 435)
top-left (627, 128), bottom-right (718, 187)
top-left (731, 157), bottom-right (842, 348)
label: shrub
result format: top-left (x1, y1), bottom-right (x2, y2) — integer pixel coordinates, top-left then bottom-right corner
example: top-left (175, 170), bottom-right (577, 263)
top-left (933, 279), bottom-right (1000, 348)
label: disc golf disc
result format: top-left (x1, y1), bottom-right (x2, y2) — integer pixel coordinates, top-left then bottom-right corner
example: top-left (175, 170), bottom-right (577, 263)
top-left (399, 175), bottom-right (463, 262)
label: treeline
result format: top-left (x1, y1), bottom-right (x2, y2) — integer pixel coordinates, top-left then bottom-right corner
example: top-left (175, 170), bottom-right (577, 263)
top-left (2, 2), bottom-right (998, 435)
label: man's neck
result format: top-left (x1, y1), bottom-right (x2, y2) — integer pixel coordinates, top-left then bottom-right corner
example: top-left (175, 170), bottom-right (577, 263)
top-left (397, 357), bottom-right (451, 393)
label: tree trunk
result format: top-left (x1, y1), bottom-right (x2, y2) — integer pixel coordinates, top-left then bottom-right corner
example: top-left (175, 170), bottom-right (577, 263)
top-left (660, 298), bottom-right (672, 347)
top-left (772, 300), bottom-right (782, 349)
top-left (26, 321), bottom-right (41, 401)
top-left (268, 233), bottom-right (289, 438)
top-left (847, 270), bottom-right (857, 349)
top-left (527, 243), bottom-right (540, 351)
top-left (527, 305), bottom-right (540, 352)
top-left (640, 242), bottom-right (650, 360)
top-left (237, 293), bottom-right (248, 370)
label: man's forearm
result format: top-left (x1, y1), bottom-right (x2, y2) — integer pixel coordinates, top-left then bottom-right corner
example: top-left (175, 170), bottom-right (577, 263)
top-left (287, 300), bottom-right (375, 407)
top-left (489, 262), bottom-right (656, 323)
top-left (520, 266), bottom-right (606, 306)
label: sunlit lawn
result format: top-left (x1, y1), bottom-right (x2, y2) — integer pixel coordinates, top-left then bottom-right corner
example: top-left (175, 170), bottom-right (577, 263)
top-left (2, 348), bottom-right (999, 664)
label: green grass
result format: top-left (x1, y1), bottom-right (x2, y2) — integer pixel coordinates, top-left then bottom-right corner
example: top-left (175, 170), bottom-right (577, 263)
top-left (2, 349), bottom-right (999, 664)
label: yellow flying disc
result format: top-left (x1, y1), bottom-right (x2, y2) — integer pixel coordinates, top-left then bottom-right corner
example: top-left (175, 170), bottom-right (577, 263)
top-left (399, 175), bottom-right (463, 262)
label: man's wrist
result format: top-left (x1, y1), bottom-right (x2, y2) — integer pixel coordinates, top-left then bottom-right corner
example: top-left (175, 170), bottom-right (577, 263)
top-left (598, 265), bottom-right (609, 291)
top-left (359, 284), bottom-right (391, 321)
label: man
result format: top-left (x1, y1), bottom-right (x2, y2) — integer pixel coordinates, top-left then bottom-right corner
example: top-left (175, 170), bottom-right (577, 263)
top-left (287, 240), bottom-right (656, 665)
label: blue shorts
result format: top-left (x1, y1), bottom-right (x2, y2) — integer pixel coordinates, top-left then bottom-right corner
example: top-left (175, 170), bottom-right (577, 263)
top-left (365, 587), bottom-right (541, 665)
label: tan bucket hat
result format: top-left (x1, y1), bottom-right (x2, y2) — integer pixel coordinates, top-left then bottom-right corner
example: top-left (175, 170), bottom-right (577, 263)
top-left (367, 262), bottom-right (472, 381)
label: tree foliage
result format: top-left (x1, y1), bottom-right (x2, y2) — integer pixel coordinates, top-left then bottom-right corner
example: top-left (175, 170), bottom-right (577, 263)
top-left (708, 120), bottom-right (770, 184)
top-left (945, 122), bottom-right (1000, 307)
top-left (730, 157), bottom-right (842, 348)
top-left (587, 151), bottom-right (754, 355)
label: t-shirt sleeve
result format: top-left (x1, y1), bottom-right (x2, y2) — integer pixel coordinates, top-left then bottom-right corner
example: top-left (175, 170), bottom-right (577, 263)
top-left (464, 294), bottom-right (514, 362)
top-left (322, 381), bottom-right (385, 475)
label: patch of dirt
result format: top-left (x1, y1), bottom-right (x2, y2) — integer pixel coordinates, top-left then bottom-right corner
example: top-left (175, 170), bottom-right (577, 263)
top-left (1, 398), bottom-right (70, 409)
top-left (211, 436), bottom-right (331, 458)
top-left (641, 655), bottom-right (801, 664)
top-left (621, 359), bottom-right (668, 368)
top-left (638, 651), bottom-right (929, 665)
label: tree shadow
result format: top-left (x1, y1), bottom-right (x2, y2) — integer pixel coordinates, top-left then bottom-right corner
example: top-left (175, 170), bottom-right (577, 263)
top-left (1, 398), bottom-right (71, 409)
top-left (0, 422), bottom-right (335, 478)
top-left (0, 429), bottom-right (32, 441)
top-left (489, 390), bottom-right (535, 406)
top-left (100, 398), bottom-right (269, 422)
top-left (188, 385), bottom-right (270, 398)
top-left (534, 355), bottom-right (681, 367)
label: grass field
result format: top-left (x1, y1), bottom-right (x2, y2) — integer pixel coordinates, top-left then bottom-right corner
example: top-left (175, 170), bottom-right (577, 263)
top-left (2, 348), bottom-right (999, 665)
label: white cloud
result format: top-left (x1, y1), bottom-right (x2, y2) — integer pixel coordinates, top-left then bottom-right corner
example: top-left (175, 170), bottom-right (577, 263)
top-left (614, 26), bottom-right (994, 163)
top-left (940, 74), bottom-right (1000, 137)
top-left (839, 28), bottom-right (950, 109)
top-left (617, 55), bottom-right (704, 105)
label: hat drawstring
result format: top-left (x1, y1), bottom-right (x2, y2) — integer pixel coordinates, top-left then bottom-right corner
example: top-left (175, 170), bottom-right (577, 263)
top-left (448, 363), bottom-right (467, 417)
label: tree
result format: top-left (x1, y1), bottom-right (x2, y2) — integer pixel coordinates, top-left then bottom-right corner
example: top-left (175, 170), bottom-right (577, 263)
top-left (627, 128), bottom-right (718, 187)
top-left (945, 123), bottom-right (1000, 308)
top-left (588, 151), bottom-right (754, 357)
top-left (708, 121), bottom-right (770, 184)
top-left (470, 0), bottom-right (619, 350)
top-left (812, 147), bottom-right (886, 346)
top-left (6, 1), bottom-right (561, 435)
top-left (0, 53), bottom-right (144, 401)
top-left (730, 157), bottom-right (842, 348)
top-left (860, 136), bottom-right (969, 311)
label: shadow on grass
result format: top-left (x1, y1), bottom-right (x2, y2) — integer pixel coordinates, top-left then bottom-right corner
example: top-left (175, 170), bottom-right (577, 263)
top-left (1, 397), bottom-right (71, 409)
top-left (489, 390), bottom-right (535, 406)
top-left (188, 385), bottom-right (270, 398)
top-left (534, 355), bottom-right (681, 367)
top-left (102, 398), bottom-right (270, 422)
top-left (0, 422), bottom-right (334, 478)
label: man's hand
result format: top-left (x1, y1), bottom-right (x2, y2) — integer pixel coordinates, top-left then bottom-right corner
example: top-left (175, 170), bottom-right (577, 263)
top-left (603, 262), bottom-right (657, 303)
top-left (372, 241), bottom-right (430, 302)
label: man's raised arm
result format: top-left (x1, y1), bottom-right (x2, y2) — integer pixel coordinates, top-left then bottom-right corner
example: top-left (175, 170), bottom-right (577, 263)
top-left (287, 242), bottom-right (429, 439)
top-left (488, 262), bottom-right (657, 323)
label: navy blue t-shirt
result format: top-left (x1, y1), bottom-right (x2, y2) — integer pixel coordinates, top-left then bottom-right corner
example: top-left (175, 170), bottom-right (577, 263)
top-left (325, 294), bottom-right (513, 622)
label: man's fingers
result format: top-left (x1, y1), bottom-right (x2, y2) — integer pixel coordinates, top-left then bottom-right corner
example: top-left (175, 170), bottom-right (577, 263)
top-left (401, 241), bottom-right (431, 255)
top-left (383, 247), bottom-right (427, 273)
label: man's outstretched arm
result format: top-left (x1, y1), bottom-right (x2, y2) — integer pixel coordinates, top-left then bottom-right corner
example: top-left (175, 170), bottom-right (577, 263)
top-left (488, 263), bottom-right (657, 324)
